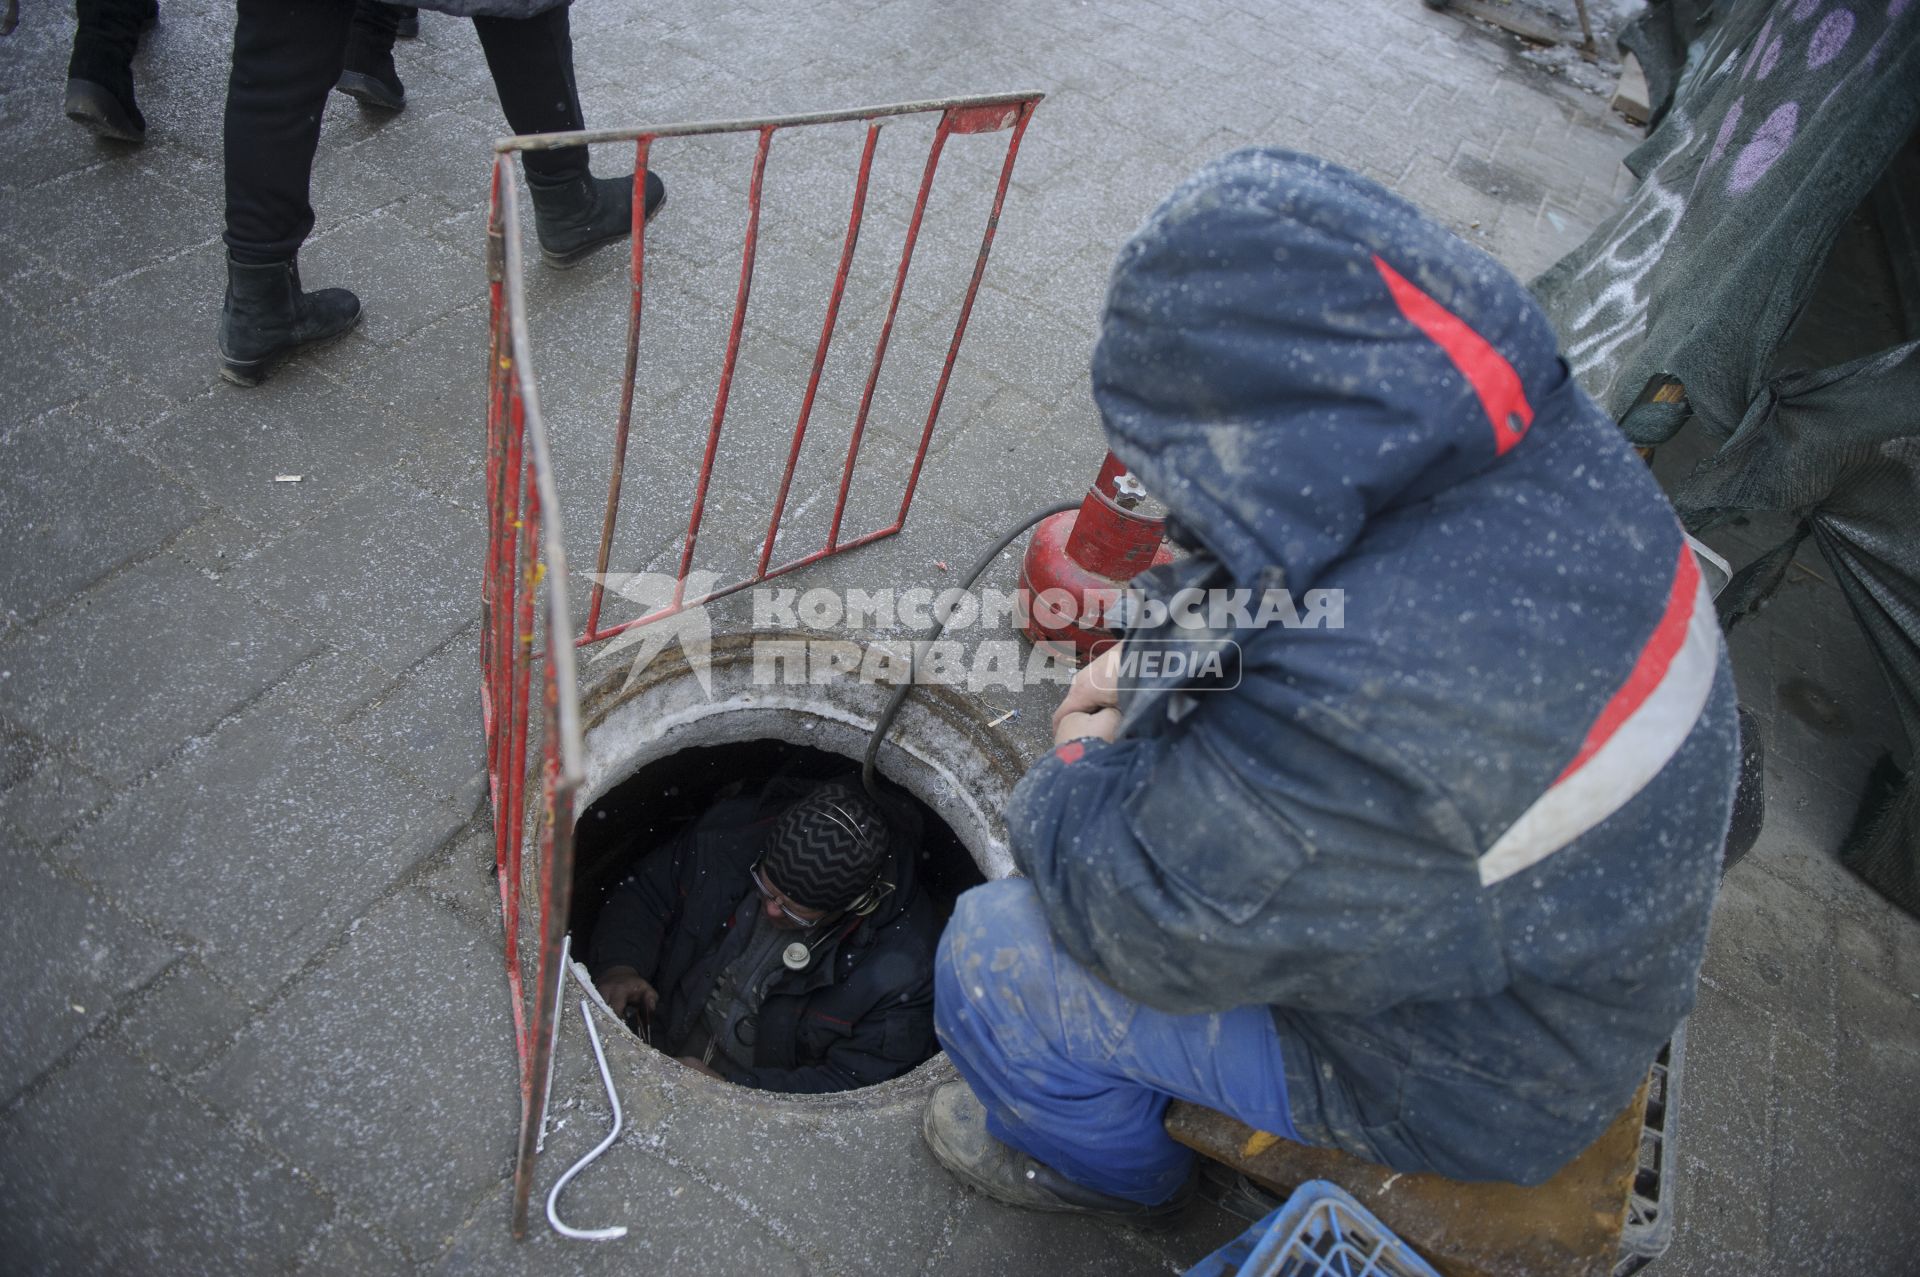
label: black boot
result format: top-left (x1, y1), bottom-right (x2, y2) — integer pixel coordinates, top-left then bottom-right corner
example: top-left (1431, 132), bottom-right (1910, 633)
top-left (65, 0), bottom-right (157, 143)
top-left (217, 256), bottom-right (362, 387)
top-left (393, 5), bottom-right (418, 37)
top-left (525, 170), bottom-right (665, 269)
top-left (336, 0), bottom-right (405, 112)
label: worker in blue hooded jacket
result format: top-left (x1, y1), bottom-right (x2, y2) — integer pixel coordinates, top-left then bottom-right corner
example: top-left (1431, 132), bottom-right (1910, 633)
top-left (921, 149), bottom-right (1740, 1223)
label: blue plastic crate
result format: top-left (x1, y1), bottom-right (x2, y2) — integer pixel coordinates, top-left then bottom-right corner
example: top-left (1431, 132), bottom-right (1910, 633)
top-left (1185, 1179), bottom-right (1443, 1277)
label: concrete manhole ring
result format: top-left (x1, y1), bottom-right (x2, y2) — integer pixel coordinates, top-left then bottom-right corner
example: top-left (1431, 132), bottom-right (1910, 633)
top-left (565, 629), bottom-right (1028, 1113)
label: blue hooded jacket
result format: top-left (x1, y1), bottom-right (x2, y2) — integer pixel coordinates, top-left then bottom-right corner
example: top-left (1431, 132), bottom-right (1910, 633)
top-left (1008, 150), bottom-right (1739, 1185)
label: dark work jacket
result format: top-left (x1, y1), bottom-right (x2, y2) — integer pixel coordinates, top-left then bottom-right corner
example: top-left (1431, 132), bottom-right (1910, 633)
top-left (1009, 150), bottom-right (1740, 1185)
top-left (587, 793), bottom-right (938, 1093)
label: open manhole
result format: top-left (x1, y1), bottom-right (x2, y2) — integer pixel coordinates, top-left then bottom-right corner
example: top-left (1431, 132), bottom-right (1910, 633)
top-left (565, 632), bottom-right (1027, 1098)
top-left (571, 738), bottom-right (986, 946)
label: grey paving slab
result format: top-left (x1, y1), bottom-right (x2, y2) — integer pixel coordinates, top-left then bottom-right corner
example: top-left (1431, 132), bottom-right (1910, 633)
top-left (165, 508), bottom-right (276, 579)
top-left (346, 624), bottom-right (487, 813)
top-left (112, 958), bottom-right (259, 1081)
top-left (309, 117), bottom-right (430, 226)
top-left (1673, 982), bottom-right (1775, 1190)
top-left (0, 85), bottom-right (139, 196)
top-left (135, 360), bottom-right (416, 533)
top-left (1833, 907), bottom-right (1900, 986)
top-left (0, 1038), bottom-right (332, 1277)
top-left (923, 388), bottom-right (1111, 542)
top-left (626, 1067), bottom-right (968, 1275)
top-left (222, 472), bottom-right (485, 677)
top-left (302, 207), bottom-right (482, 349)
top-left (72, 239), bottom-right (230, 402)
top-left (437, 1159), bottom-right (808, 1277)
top-left (927, 282), bottom-right (1096, 416)
top-left (0, 401), bottom-right (207, 628)
top-left (0, 854), bottom-right (175, 1105)
top-left (0, 718), bottom-right (36, 793)
top-left (1395, 152), bottom-right (1511, 251)
top-left (1768, 1016), bottom-right (1836, 1099)
top-left (1745, 759), bottom-right (1892, 927)
top-left (4, 150), bottom-right (221, 292)
top-left (1663, 1154), bottom-right (1770, 1276)
top-left (1699, 866), bottom-right (1839, 1027)
top-left (0, 549), bottom-right (318, 785)
top-left (1831, 947), bottom-right (1920, 1142)
top-left (62, 372), bottom-right (180, 444)
top-left (926, 1189), bottom-right (1242, 1277)
top-left (0, 750), bottom-right (113, 853)
top-left (193, 891), bottom-right (522, 1261)
top-left (345, 305), bottom-right (490, 517)
top-left (59, 692), bottom-right (462, 1002)
top-left (276, 642), bottom-right (406, 728)
top-left (1765, 1089), bottom-right (1920, 1270)
top-left (296, 1214), bottom-right (416, 1277)
top-left (388, 191), bottom-right (493, 265)
top-left (647, 10), bottom-right (871, 105)
top-left (327, 108), bottom-right (506, 238)
top-left (412, 825), bottom-right (505, 938)
top-left (975, 154), bottom-right (1172, 322)
top-left (0, 280), bottom-right (115, 429)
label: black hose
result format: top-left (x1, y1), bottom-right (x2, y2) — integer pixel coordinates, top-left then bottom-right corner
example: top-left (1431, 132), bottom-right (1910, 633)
top-left (861, 500), bottom-right (1080, 801)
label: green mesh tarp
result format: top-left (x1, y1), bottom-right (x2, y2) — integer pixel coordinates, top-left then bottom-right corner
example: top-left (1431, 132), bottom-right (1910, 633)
top-left (1533, 0), bottom-right (1920, 914)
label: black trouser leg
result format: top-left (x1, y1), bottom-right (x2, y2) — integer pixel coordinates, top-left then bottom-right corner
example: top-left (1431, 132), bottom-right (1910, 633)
top-left (339, 0), bottom-right (405, 107)
top-left (344, 0), bottom-right (400, 73)
top-left (472, 5), bottom-right (589, 185)
top-left (223, 0), bottom-right (355, 263)
top-left (68, 0), bottom-right (152, 88)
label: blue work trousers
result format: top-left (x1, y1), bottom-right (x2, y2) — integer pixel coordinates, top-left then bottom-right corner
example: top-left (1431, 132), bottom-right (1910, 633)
top-left (934, 878), bottom-right (1300, 1205)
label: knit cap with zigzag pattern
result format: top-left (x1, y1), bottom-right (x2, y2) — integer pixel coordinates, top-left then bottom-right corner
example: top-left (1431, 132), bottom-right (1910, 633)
top-left (760, 781), bottom-right (890, 912)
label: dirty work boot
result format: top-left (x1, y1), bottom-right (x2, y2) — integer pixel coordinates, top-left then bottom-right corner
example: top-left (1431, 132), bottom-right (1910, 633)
top-left (525, 170), bottom-right (665, 269)
top-left (336, 0), bottom-right (406, 111)
top-left (921, 1082), bottom-right (1195, 1228)
top-left (64, 0), bottom-right (158, 143)
top-left (217, 256), bottom-right (362, 387)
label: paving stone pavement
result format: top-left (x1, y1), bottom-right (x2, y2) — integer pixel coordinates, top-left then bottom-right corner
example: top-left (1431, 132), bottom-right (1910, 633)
top-left (2, 0), bottom-right (1914, 1273)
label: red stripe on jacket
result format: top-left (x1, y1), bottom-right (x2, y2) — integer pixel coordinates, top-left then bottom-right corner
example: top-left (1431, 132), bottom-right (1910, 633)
top-left (1555, 544), bottom-right (1703, 784)
top-left (1373, 255), bottom-right (1534, 455)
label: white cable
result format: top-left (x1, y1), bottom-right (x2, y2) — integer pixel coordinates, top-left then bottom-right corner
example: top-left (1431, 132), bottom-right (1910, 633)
top-left (544, 996), bottom-right (630, 1242)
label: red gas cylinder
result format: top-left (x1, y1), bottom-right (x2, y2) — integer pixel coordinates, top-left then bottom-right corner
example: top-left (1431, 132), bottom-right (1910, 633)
top-left (1018, 451), bottom-right (1176, 660)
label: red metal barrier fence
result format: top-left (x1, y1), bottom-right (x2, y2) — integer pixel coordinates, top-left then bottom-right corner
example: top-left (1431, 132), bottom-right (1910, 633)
top-left (481, 161), bottom-right (589, 1239)
top-left (481, 91), bottom-right (1041, 1237)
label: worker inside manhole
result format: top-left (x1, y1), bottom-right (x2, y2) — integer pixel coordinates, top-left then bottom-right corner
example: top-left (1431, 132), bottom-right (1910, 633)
top-left (569, 739), bottom-right (983, 1093)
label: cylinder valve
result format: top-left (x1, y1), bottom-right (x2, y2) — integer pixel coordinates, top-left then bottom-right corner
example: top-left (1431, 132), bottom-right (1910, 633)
top-left (1017, 451), bottom-right (1175, 660)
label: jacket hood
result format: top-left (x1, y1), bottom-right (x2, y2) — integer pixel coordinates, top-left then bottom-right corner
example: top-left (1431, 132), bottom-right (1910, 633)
top-left (1093, 148), bottom-right (1573, 587)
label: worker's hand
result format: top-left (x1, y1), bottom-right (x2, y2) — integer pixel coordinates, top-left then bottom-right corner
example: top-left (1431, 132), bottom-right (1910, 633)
top-left (1051, 644), bottom-right (1124, 737)
top-left (675, 1055), bottom-right (725, 1080)
top-left (1053, 706), bottom-right (1122, 747)
top-left (595, 966), bottom-right (659, 1025)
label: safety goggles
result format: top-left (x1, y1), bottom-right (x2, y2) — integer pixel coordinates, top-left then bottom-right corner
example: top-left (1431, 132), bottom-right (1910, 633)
top-left (751, 862), bottom-right (829, 928)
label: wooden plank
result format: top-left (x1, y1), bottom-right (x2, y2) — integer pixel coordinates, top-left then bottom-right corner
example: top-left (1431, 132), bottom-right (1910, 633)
top-left (1613, 52), bottom-right (1652, 125)
top-left (1166, 1081), bottom-right (1649, 1277)
top-left (1448, 0), bottom-right (1583, 51)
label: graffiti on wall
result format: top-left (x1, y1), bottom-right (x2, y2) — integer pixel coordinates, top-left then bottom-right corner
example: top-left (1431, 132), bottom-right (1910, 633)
top-left (1539, 0), bottom-right (1916, 417)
